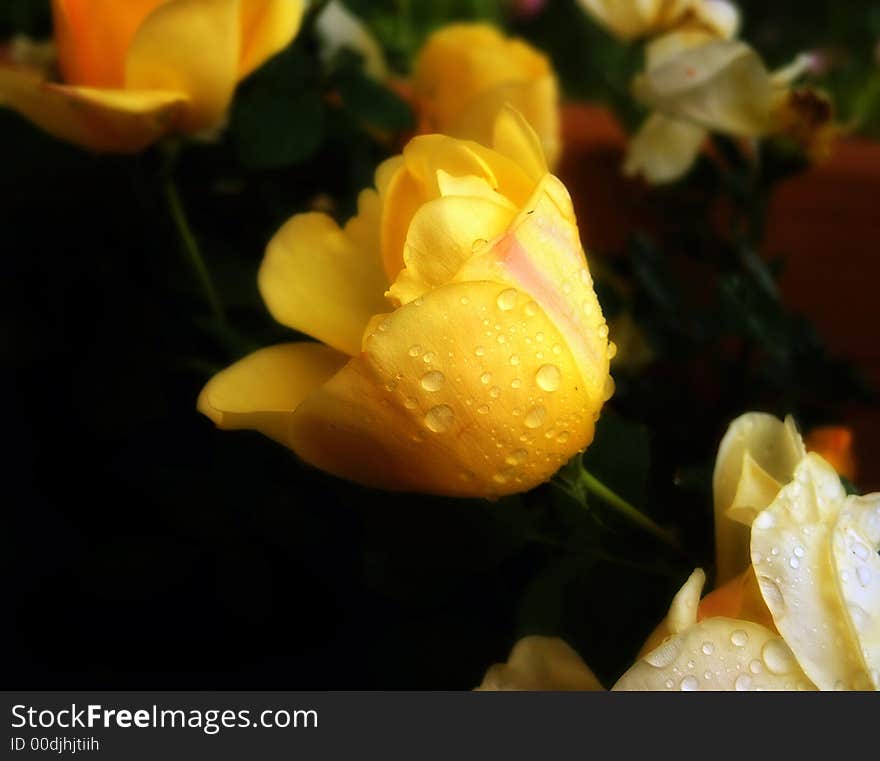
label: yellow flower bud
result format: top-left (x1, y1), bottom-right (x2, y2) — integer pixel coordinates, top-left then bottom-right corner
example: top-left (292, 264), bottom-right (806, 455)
top-left (199, 107), bottom-right (612, 498)
top-left (0, 0), bottom-right (305, 152)
top-left (411, 23), bottom-right (561, 168)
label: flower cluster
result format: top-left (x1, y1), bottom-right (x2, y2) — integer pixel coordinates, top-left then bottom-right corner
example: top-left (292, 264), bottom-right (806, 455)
top-left (479, 412), bottom-right (880, 691)
top-left (579, 0), bottom-right (835, 182)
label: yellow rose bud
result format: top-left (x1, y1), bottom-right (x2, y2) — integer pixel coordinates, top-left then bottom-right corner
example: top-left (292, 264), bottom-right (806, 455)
top-left (476, 636), bottom-right (604, 691)
top-left (411, 23), bottom-right (561, 168)
top-left (199, 107), bottom-right (612, 498)
top-left (578, 0), bottom-right (739, 42)
top-left (0, 0), bottom-right (305, 152)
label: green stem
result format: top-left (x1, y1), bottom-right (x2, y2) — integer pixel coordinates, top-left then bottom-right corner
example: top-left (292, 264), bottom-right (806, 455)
top-left (162, 150), bottom-right (226, 326)
top-left (571, 466), bottom-right (680, 549)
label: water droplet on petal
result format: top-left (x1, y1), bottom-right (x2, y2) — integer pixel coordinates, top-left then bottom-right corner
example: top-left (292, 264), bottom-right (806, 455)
top-left (645, 638), bottom-right (681, 668)
top-left (475, 346), bottom-right (486, 357)
top-left (505, 449), bottom-right (528, 466)
top-left (509, 354), bottom-right (521, 366)
top-left (601, 375), bottom-right (615, 401)
top-left (403, 397), bottom-right (418, 410)
top-left (420, 371), bottom-right (445, 392)
top-left (701, 642), bottom-right (715, 656)
top-left (730, 630), bottom-right (749, 647)
top-left (608, 341), bottom-right (618, 360)
top-left (408, 344), bottom-right (422, 358)
top-left (680, 675), bottom-right (699, 691)
top-left (489, 386), bottom-right (501, 399)
top-left (734, 674), bottom-right (752, 691)
top-left (524, 406), bottom-right (547, 429)
top-left (480, 372), bottom-right (491, 385)
top-left (597, 324), bottom-right (609, 339)
top-left (762, 639), bottom-right (795, 675)
top-left (497, 289), bottom-right (518, 311)
top-left (749, 659), bottom-right (763, 675)
top-left (424, 405), bottom-right (454, 433)
top-left (857, 565), bottom-right (872, 588)
top-left (476, 404), bottom-right (489, 415)
top-left (556, 431), bottom-right (570, 444)
top-left (524, 301), bottom-right (538, 317)
top-left (536, 364), bottom-right (561, 392)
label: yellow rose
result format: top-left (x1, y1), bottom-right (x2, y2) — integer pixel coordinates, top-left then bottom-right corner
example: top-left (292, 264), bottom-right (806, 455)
top-left (198, 107), bottom-right (611, 498)
top-left (0, 0), bottom-right (304, 152)
top-left (578, 0), bottom-right (739, 42)
top-left (411, 23), bottom-right (561, 168)
top-left (477, 636), bottom-right (604, 691)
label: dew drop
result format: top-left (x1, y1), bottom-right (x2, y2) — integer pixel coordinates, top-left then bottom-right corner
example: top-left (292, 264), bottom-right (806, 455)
top-left (403, 397), bottom-right (418, 410)
top-left (552, 344), bottom-right (562, 355)
top-left (730, 630), bottom-right (749, 647)
top-left (524, 301), bottom-right (538, 317)
top-left (475, 346), bottom-right (486, 357)
top-left (701, 642), bottom-right (715, 656)
top-left (535, 364), bottom-right (561, 392)
top-left (645, 638), bottom-right (681, 668)
top-left (489, 386), bottom-right (501, 399)
top-left (556, 431), bottom-right (570, 444)
top-left (524, 406), bottom-right (547, 429)
top-left (680, 675), bottom-right (699, 691)
top-left (497, 289), bottom-right (518, 311)
top-left (794, 546), bottom-right (805, 558)
top-left (734, 674), bottom-right (752, 691)
top-left (511, 378), bottom-right (522, 389)
top-left (481, 372), bottom-right (492, 385)
top-left (424, 405), bottom-right (454, 433)
top-left (749, 659), bottom-right (763, 675)
top-left (789, 556), bottom-right (800, 569)
top-left (506, 449), bottom-right (528, 466)
top-left (509, 354), bottom-right (521, 367)
top-left (601, 375), bottom-right (616, 401)
top-left (856, 565), bottom-right (872, 588)
top-left (477, 404), bottom-right (490, 415)
top-left (754, 511), bottom-right (776, 529)
top-left (762, 639), bottom-right (794, 675)
top-left (758, 576), bottom-right (786, 614)
top-left (408, 344), bottom-right (422, 358)
top-left (608, 341), bottom-right (618, 360)
top-left (597, 323), bottom-right (609, 339)
top-left (420, 371), bottom-right (445, 392)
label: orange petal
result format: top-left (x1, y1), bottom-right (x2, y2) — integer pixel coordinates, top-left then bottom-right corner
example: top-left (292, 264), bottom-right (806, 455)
top-left (238, 0), bottom-right (305, 79)
top-left (0, 65), bottom-right (186, 152)
top-left (286, 279), bottom-right (599, 497)
top-left (125, 0), bottom-right (241, 132)
top-left (52, 0), bottom-right (167, 87)
top-left (805, 425), bottom-right (856, 482)
top-left (198, 342), bottom-right (348, 446)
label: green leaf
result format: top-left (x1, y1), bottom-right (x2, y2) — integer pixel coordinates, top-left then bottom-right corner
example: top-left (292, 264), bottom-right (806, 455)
top-left (230, 48), bottom-right (325, 170)
top-left (331, 50), bottom-right (414, 131)
top-left (581, 411), bottom-right (652, 508)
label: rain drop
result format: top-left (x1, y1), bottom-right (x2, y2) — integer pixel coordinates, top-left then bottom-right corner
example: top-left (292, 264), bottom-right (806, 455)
top-left (536, 364), bottom-right (561, 392)
top-left (497, 289), bottom-right (518, 311)
top-left (424, 405), bottom-right (454, 433)
top-left (420, 371), bottom-right (445, 392)
top-left (524, 406), bottom-right (547, 429)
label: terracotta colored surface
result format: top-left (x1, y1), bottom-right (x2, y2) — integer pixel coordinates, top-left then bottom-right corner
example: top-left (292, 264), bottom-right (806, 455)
top-left (765, 139), bottom-right (880, 489)
top-left (558, 102), bottom-right (648, 254)
top-left (559, 102), bottom-right (880, 488)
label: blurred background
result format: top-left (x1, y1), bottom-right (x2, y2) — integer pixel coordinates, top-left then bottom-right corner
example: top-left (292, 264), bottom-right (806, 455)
top-left (5, 0), bottom-right (880, 688)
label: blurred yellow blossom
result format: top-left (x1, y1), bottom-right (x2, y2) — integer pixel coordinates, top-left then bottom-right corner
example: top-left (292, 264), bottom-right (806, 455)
top-left (0, 0), bottom-right (304, 152)
top-left (199, 107), bottom-right (611, 498)
top-left (411, 23), bottom-right (561, 168)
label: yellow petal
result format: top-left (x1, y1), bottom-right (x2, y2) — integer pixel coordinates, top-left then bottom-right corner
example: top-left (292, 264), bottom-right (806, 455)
top-left (477, 636), bottom-right (604, 691)
top-left (458, 174), bottom-right (610, 408)
top-left (616, 569), bottom-right (815, 691)
top-left (713, 412), bottom-right (805, 583)
top-left (751, 454), bottom-right (868, 690)
top-left (0, 65), bottom-right (186, 152)
top-left (614, 616), bottom-right (814, 691)
top-left (52, 0), bottom-right (167, 87)
top-left (412, 23), bottom-right (560, 167)
top-left (831, 495), bottom-right (880, 690)
top-left (633, 40), bottom-right (778, 137)
top-left (578, 0), bottom-right (669, 41)
top-left (492, 103), bottom-right (550, 181)
top-left (198, 341), bottom-right (349, 446)
top-left (238, 0), bottom-right (305, 79)
top-left (259, 197), bottom-right (389, 357)
top-left (125, 0), bottom-right (241, 132)
top-left (623, 112), bottom-right (705, 184)
top-left (286, 279), bottom-right (599, 497)
top-left (386, 194), bottom-right (518, 305)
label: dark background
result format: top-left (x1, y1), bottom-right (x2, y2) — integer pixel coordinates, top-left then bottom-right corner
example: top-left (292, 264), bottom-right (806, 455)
top-left (5, 0), bottom-right (879, 689)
